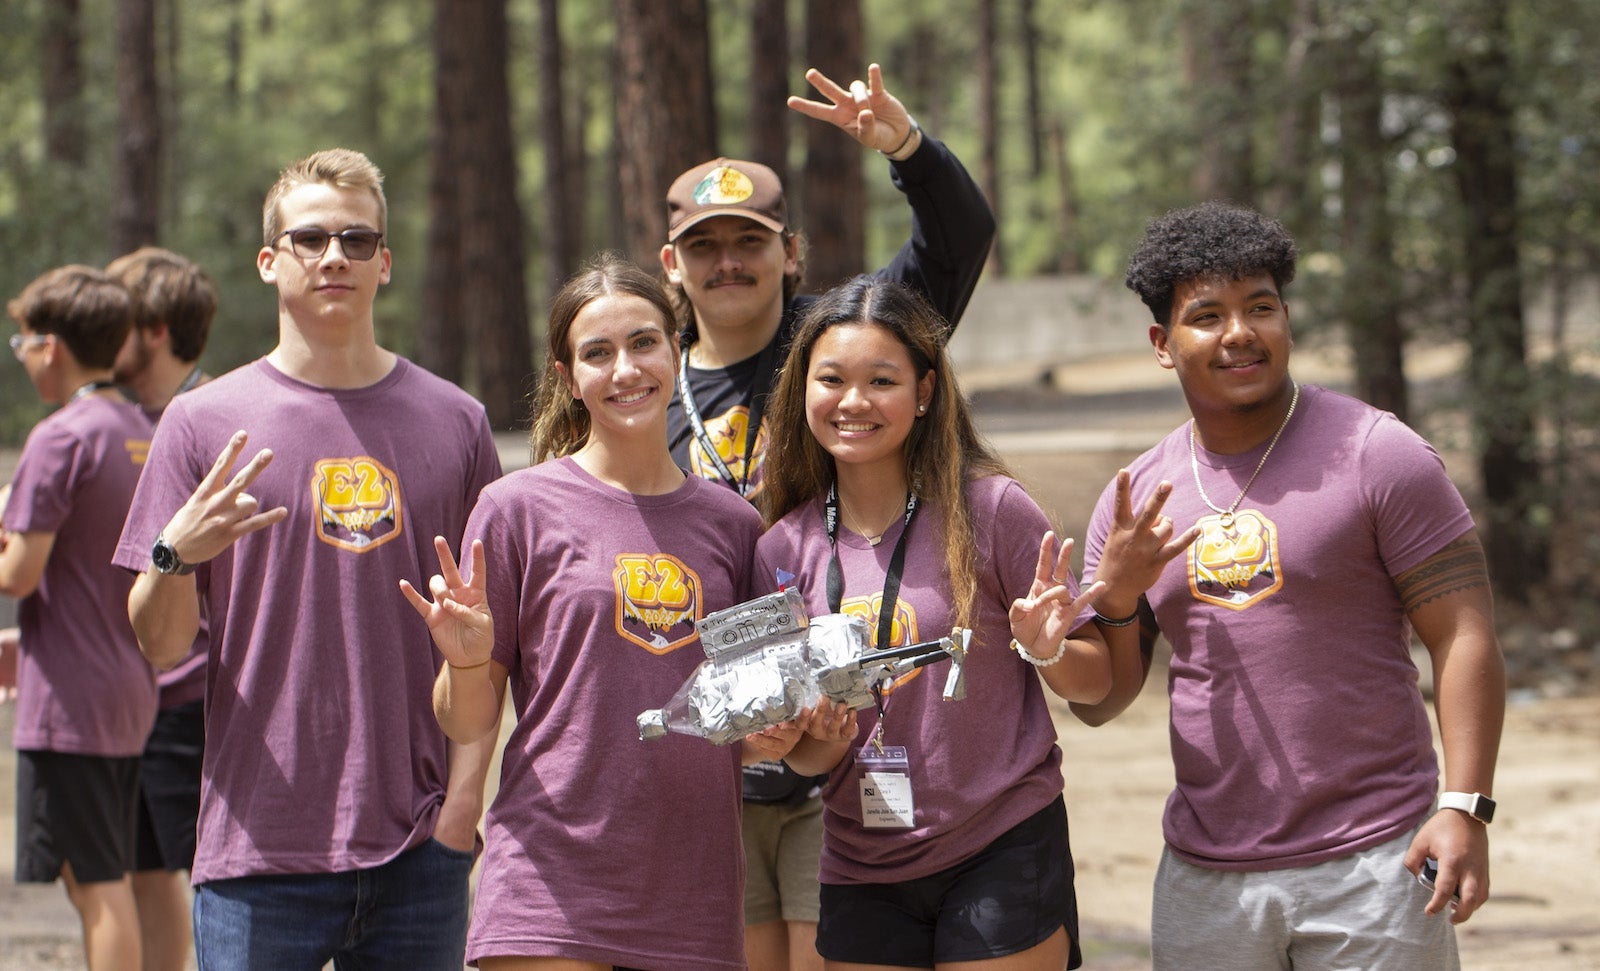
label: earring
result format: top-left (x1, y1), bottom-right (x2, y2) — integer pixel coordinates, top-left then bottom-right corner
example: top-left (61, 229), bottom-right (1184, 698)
top-left (917, 404), bottom-right (927, 414)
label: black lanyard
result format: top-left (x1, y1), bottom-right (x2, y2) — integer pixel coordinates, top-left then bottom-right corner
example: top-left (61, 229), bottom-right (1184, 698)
top-left (824, 485), bottom-right (919, 652)
top-left (826, 485), bottom-right (918, 744)
top-left (678, 339), bottom-right (781, 497)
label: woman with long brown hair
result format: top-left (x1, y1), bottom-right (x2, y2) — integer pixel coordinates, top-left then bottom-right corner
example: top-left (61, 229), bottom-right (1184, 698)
top-left (402, 254), bottom-right (776, 971)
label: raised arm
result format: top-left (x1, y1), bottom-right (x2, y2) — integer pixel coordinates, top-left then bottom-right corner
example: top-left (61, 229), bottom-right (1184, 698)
top-left (1396, 531), bottom-right (1504, 924)
top-left (789, 62), bottom-right (995, 329)
top-left (787, 62), bottom-right (921, 158)
top-left (129, 430), bottom-right (287, 669)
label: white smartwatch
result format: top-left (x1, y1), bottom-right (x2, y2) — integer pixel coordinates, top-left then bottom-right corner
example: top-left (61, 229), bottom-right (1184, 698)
top-left (1437, 790), bottom-right (1496, 824)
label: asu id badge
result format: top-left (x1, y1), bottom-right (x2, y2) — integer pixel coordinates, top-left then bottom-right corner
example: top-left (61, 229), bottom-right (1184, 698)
top-left (857, 743), bottom-right (915, 829)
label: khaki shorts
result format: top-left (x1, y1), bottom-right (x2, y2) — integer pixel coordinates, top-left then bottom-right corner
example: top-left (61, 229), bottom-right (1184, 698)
top-left (742, 795), bottom-right (824, 925)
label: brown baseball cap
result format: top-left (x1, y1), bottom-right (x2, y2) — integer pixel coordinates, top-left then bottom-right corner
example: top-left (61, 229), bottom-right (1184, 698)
top-left (665, 158), bottom-right (788, 242)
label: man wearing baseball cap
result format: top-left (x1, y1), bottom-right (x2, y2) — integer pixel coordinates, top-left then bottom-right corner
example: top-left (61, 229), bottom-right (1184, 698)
top-left (659, 62), bottom-right (994, 971)
top-left (660, 62), bottom-right (994, 500)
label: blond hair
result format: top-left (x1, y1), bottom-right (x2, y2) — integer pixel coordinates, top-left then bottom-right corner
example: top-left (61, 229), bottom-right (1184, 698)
top-left (262, 148), bottom-right (387, 244)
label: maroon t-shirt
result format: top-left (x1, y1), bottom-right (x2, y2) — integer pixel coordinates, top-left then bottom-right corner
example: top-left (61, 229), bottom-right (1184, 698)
top-left (464, 458), bottom-right (760, 969)
top-left (8, 393), bottom-right (157, 756)
top-left (115, 358), bottom-right (502, 883)
top-left (754, 475), bottom-right (1090, 884)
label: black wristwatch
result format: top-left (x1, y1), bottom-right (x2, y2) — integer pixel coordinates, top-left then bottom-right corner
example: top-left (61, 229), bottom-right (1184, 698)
top-left (1437, 791), bottom-right (1496, 824)
top-left (150, 536), bottom-right (197, 576)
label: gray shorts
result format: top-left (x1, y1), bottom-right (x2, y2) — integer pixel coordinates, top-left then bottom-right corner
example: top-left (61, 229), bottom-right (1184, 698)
top-left (742, 794), bottom-right (824, 925)
top-left (1152, 825), bottom-right (1459, 971)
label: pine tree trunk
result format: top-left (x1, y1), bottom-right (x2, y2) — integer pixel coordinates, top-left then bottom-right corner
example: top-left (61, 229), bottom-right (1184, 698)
top-left (1444, 0), bottom-right (1548, 596)
top-left (614, 0), bottom-right (718, 270)
top-left (801, 0), bottom-right (865, 293)
top-left (112, 0), bottom-right (162, 252)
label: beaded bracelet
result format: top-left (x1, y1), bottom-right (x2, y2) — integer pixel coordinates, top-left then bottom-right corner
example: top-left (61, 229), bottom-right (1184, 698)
top-left (1011, 637), bottom-right (1067, 668)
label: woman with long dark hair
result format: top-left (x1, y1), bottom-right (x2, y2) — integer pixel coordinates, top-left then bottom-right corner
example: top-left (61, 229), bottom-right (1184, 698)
top-left (757, 277), bottom-right (1112, 969)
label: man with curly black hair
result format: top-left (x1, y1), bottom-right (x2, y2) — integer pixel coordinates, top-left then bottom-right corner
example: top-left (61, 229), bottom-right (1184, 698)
top-left (1076, 201), bottom-right (1505, 970)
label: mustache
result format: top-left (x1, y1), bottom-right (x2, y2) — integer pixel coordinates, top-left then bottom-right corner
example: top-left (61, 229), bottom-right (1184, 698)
top-left (706, 272), bottom-right (758, 287)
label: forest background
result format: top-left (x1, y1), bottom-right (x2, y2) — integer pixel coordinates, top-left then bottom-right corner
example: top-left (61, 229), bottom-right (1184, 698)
top-left (0, 0), bottom-right (1596, 658)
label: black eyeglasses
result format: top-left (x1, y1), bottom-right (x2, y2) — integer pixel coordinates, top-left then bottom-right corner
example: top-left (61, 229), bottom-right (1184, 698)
top-left (270, 227), bottom-right (385, 261)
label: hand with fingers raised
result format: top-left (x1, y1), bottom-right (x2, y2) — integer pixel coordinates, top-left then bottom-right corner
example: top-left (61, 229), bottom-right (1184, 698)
top-left (1090, 471), bottom-right (1201, 617)
top-left (787, 62), bottom-right (920, 158)
top-left (1008, 530), bottom-right (1105, 664)
top-left (156, 430), bottom-right (289, 571)
top-left (400, 536), bottom-right (494, 672)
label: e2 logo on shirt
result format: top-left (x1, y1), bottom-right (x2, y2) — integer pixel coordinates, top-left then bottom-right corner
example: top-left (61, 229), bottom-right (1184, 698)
top-left (614, 553), bottom-right (703, 654)
top-left (312, 456), bottom-right (403, 553)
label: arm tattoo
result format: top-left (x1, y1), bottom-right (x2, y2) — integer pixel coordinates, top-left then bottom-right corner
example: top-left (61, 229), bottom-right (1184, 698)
top-left (1394, 534), bottom-right (1490, 613)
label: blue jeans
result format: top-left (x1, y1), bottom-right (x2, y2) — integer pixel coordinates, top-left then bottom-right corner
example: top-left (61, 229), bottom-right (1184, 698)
top-left (193, 838), bottom-right (474, 970)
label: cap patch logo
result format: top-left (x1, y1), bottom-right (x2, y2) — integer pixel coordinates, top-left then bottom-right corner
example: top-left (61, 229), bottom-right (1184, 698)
top-left (693, 166), bottom-right (756, 206)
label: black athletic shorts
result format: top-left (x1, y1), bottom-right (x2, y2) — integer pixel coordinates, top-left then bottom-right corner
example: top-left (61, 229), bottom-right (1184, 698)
top-left (15, 750), bottom-right (141, 884)
top-left (134, 699), bottom-right (204, 872)
top-left (817, 794), bottom-right (1083, 968)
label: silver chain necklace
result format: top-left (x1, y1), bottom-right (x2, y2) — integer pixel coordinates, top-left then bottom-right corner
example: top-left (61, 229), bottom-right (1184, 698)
top-left (1188, 382), bottom-right (1300, 528)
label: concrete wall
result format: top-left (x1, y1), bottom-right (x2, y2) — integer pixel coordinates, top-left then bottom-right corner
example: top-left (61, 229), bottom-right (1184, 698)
top-left (946, 275), bottom-right (1154, 374)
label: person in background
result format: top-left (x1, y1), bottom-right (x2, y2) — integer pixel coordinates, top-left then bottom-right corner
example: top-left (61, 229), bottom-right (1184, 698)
top-left (107, 245), bottom-right (218, 971)
top-left (3, 265), bottom-right (157, 969)
top-left (1079, 201), bottom-right (1505, 970)
top-left (115, 148), bottom-right (502, 970)
top-left (660, 61), bottom-right (995, 971)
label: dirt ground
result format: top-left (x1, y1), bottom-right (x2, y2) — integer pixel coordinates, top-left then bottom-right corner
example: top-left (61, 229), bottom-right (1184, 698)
top-left (2, 347), bottom-right (1597, 969)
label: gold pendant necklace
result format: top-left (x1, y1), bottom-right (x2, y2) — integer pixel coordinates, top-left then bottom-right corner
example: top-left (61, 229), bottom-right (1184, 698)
top-left (1188, 382), bottom-right (1300, 528)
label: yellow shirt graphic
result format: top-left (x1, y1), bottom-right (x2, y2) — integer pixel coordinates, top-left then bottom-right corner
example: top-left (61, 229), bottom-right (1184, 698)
top-left (840, 593), bottom-right (922, 694)
top-left (311, 456), bottom-right (403, 553)
top-left (1188, 509), bottom-right (1284, 609)
top-left (688, 405), bottom-right (766, 497)
top-left (615, 553), bottom-right (703, 654)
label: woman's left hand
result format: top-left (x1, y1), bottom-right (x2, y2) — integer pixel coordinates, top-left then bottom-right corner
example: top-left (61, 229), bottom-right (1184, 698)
top-left (1008, 531), bottom-right (1104, 658)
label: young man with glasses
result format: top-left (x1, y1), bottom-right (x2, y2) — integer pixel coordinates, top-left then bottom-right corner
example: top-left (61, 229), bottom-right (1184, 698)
top-left (115, 148), bottom-right (503, 969)
top-left (3, 265), bottom-right (157, 969)
top-left (658, 63), bottom-right (995, 971)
